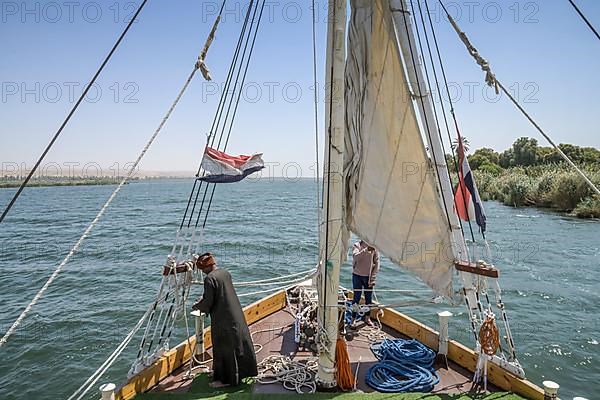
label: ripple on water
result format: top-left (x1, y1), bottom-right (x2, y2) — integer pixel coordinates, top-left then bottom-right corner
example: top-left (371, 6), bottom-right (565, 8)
top-left (0, 183), bottom-right (598, 399)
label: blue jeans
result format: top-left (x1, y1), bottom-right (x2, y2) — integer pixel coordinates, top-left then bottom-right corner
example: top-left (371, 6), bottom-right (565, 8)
top-left (352, 273), bottom-right (372, 320)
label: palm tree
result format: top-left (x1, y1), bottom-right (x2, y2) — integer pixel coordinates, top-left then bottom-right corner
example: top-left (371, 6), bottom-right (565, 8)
top-left (452, 136), bottom-right (470, 153)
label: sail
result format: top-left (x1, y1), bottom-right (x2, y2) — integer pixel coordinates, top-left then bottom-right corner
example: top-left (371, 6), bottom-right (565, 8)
top-left (344, 0), bottom-right (455, 296)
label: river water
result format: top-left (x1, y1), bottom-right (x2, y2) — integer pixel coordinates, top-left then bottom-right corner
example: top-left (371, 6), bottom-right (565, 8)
top-left (0, 179), bottom-right (598, 399)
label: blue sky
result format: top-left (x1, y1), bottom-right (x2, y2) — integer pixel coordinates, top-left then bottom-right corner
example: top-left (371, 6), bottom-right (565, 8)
top-left (1, 0), bottom-right (599, 177)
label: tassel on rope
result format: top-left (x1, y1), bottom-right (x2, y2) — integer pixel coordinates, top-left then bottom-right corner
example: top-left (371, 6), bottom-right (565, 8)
top-left (335, 336), bottom-right (355, 391)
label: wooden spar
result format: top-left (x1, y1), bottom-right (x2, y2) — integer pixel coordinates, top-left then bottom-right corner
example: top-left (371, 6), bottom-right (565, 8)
top-left (379, 307), bottom-right (545, 400)
top-left (316, 0), bottom-right (347, 389)
top-left (455, 260), bottom-right (500, 278)
top-left (389, 0), bottom-right (468, 262)
top-left (114, 290), bottom-right (287, 400)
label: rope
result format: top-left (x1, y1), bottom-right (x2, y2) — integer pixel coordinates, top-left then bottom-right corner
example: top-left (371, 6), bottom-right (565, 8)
top-left (67, 307), bottom-right (151, 400)
top-left (237, 275), bottom-right (313, 298)
top-left (357, 314), bottom-right (387, 343)
top-left (478, 314), bottom-right (500, 356)
top-left (0, 60), bottom-right (201, 349)
top-left (189, 0), bottom-right (264, 229)
top-left (366, 338), bottom-right (439, 393)
top-left (419, 0), bottom-right (474, 241)
top-left (311, 0), bottom-right (321, 217)
top-left (199, 0), bottom-right (267, 230)
top-left (567, 0), bottom-right (600, 41)
top-left (180, 0), bottom-right (249, 228)
top-left (257, 355), bottom-right (318, 393)
top-left (0, 0), bottom-right (149, 226)
top-left (398, 1), bottom-right (454, 232)
top-left (233, 269), bottom-right (315, 286)
top-left (196, 12), bottom-right (222, 81)
top-left (439, 0), bottom-right (600, 197)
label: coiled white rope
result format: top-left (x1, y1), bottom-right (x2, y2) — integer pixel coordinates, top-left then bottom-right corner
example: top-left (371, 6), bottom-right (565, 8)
top-left (256, 355), bottom-right (318, 393)
top-left (358, 314), bottom-right (387, 343)
top-left (0, 64), bottom-right (201, 349)
top-left (67, 307), bottom-right (152, 400)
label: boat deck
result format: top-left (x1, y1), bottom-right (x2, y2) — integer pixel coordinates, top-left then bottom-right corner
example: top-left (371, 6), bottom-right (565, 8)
top-left (148, 308), bottom-right (497, 396)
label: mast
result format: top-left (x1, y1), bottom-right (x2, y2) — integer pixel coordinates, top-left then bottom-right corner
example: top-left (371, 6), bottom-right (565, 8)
top-left (390, 0), bottom-right (468, 262)
top-left (316, 0), bottom-right (347, 389)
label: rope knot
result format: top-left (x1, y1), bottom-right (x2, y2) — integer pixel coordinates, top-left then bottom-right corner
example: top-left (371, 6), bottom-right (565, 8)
top-left (196, 59), bottom-right (212, 81)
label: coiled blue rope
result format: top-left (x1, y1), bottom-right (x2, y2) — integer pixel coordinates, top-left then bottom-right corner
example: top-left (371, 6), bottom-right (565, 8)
top-left (366, 338), bottom-right (439, 393)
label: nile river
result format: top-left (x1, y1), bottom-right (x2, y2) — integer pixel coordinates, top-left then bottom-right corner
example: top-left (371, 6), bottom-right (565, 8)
top-left (0, 179), bottom-right (598, 399)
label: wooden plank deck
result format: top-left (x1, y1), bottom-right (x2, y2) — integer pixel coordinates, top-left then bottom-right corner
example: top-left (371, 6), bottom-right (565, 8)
top-left (150, 308), bottom-right (494, 396)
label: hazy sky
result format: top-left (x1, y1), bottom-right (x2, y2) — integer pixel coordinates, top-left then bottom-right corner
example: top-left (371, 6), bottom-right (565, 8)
top-left (1, 0), bottom-right (599, 177)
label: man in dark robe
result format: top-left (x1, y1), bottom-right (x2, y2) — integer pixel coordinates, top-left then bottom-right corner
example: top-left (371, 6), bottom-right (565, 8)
top-left (192, 253), bottom-right (257, 388)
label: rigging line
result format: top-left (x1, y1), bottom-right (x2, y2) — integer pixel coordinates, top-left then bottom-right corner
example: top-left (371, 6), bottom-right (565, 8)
top-left (312, 0), bottom-right (322, 216)
top-left (191, 0), bottom-right (260, 229)
top-left (183, 0), bottom-right (253, 228)
top-left (424, 0), bottom-right (474, 242)
top-left (418, 0), bottom-right (474, 242)
top-left (0, 0), bottom-right (149, 226)
top-left (400, 1), bottom-right (453, 231)
top-left (497, 79), bottom-right (600, 196)
top-left (67, 307), bottom-right (151, 400)
top-left (180, 0), bottom-right (228, 228)
top-left (409, 0), bottom-right (456, 228)
top-left (0, 63), bottom-right (201, 349)
top-left (438, 0), bottom-right (600, 197)
top-left (209, 0), bottom-right (257, 150)
top-left (199, 0), bottom-right (267, 230)
top-left (567, 0), bottom-right (600, 41)
top-left (216, 0), bottom-right (262, 151)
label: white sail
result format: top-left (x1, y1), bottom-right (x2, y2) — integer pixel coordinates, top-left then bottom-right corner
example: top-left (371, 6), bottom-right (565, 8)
top-left (344, 0), bottom-right (455, 296)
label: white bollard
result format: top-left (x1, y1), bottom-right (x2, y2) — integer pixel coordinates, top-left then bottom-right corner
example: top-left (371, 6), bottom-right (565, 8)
top-left (437, 311), bottom-right (453, 356)
top-left (191, 310), bottom-right (205, 360)
top-left (542, 380), bottom-right (559, 400)
top-left (99, 383), bottom-right (116, 400)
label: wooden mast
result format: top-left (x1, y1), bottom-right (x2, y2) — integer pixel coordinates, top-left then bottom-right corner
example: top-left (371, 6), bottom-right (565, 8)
top-left (316, 0), bottom-right (347, 389)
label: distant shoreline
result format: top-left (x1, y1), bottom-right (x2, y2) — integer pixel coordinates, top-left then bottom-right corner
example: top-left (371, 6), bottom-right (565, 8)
top-left (0, 178), bottom-right (127, 189)
top-left (0, 176), bottom-right (322, 189)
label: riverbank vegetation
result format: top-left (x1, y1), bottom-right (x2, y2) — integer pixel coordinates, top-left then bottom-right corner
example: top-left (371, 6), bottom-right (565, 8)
top-left (452, 138), bottom-right (600, 218)
top-left (0, 177), bottom-right (127, 188)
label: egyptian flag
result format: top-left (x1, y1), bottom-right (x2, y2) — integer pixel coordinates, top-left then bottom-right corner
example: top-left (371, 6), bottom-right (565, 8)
top-left (198, 147), bottom-right (264, 183)
top-left (454, 137), bottom-right (487, 233)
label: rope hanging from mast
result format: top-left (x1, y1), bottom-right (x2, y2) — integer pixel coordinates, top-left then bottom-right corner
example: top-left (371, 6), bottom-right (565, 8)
top-left (439, 0), bottom-right (600, 197)
top-left (0, 0), bottom-right (149, 226)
